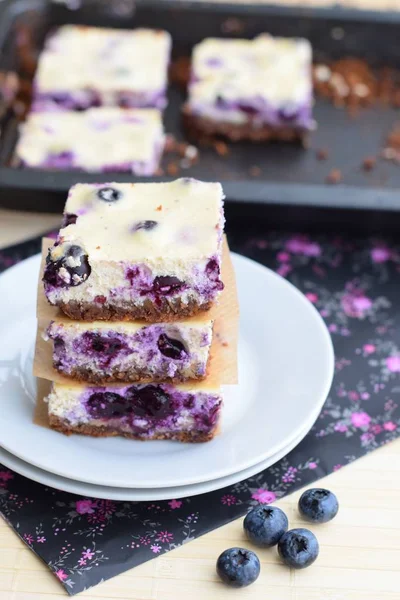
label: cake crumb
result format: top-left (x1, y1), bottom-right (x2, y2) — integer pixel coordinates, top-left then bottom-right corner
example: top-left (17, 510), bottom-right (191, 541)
top-left (96, 246), bottom-right (101, 250)
top-left (316, 148), bottom-right (329, 161)
top-left (185, 145), bottom-right (198, 161)
top-left (249, 166), bottom-right (261, 177)
top-left (167, 162), bottom-right (179, 176)
top-left (164, 134), bottom-right (177, 153)
top-left (326, 168), bottom-right (342, 184)
top-left (362, 156), bottom-right (376, 171)
top-left (156, 205), bottom-right (162, 211)
top-left (214, 141), bottom-right (229, 156)
top-left (382, 125), bottom-right (400, 163)
top-left (169, 56), bottom-right (191, 89)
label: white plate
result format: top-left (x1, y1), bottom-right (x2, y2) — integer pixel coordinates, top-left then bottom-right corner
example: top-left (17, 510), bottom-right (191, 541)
top-left (0, 411), bottom-right (315, 501)
top-left (0, 252), bottom-right (334, 489)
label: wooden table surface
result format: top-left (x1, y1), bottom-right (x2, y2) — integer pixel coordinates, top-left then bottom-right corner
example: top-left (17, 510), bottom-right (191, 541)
top-left (1, 1), bottom-right (400, 598)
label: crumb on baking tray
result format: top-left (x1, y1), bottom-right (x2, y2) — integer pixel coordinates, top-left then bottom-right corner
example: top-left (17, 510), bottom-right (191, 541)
top-left (313, 58), bottom-right (400, 111)
top-left (326, 168), bottom-right (342, 184)
top-left (362, 156), bottom-right (377, 171)
top-left (316, 148), bottom-right (329, 161)
top-left (249, 166), bottom-right (261, 177)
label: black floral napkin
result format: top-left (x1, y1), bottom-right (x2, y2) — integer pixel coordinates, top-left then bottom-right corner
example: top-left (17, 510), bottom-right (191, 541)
top-left (1, 230), bottom-right (400, 595)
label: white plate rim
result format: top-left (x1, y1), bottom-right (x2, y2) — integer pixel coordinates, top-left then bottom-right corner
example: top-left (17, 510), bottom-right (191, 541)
top-left (0, 406), bottom-right (316, 501)
top-left (0, 252), bottom-right (334, 489)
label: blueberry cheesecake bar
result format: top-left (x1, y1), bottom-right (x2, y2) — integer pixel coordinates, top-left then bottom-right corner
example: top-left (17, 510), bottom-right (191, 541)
top-left (183, 35), bottom-right (313, 143)
top-left (33, 25), bottom-right (171, 110)
top-left (43, 179), bottom-right (225, 321)
top-left (46, 381), bottom-right (222, 442)
top-left (16, 108), bottom-right (164, 174)
top-left (45, 317), bottom-right (213, 383)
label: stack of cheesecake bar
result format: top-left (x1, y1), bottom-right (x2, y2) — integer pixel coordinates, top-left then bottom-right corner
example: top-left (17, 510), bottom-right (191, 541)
top-left (16, 25), bottom-right (171, 174)
top-left (41, 178), bottom-right (228, 443)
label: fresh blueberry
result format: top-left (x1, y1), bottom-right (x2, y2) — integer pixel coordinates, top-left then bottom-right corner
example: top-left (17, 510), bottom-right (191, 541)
top-left (298, 488), bottom-right (339, 523)
top-left (61, 213), bottom-right (78, 228)
top-left (152, 276), bottom-right (183, 295)
top-left (216, 547), bottom-right (260, 588)
top-left (43, 244), bottom-right (91, 287)
top-left (278, 528), bottom-right (319, 569)
top-left (244, 506), bottom-right (288, 547)
top-left (126, 385), bottom-right (173, 419)
top-left (97, 187), bottom-right (122, 202)
top-left (157, 334), bottom-right (187, 360)
top-left (132, 220), bottom-right (158, 232)
top-left (86, 392), bottom-right (129, 419)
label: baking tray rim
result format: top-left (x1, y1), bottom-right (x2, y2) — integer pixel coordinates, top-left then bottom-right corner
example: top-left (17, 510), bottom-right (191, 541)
top-left (1, 0), bottom-right (400, 212)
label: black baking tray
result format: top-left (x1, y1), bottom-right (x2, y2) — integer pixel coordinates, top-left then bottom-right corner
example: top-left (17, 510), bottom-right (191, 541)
top-left (2, 0), bottom-right (400, 231)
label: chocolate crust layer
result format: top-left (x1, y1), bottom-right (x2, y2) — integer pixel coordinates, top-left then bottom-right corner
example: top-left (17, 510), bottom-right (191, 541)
top-left (56, 297), bottom-right (213, 322)
top-left (49, 415), bottom-right (217, 443)
top-left (182, 106), bottom-right (308, 144)
top-left (53, 362), bottom-right (208, 384)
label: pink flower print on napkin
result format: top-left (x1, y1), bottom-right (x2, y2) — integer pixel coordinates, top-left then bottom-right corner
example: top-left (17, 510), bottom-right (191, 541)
top-left (0, 470), bottom-right (13, 482)
top-left (277, 251), bottom-right (290, 262)
top-left (386, 356), bottom-right (400, 373)
top-left (351, 412), bottom-right (371, 428)
top-left (251, 489), bottom-right (276, 504)
top-left (305, 292), bottom-right (318, 304)
top-left (308, 462), bottom-right (317, 470)
top-left (168, 499), bottom-right (182, 510)
top-left (334, 423), bottom-right (348, 433)
top-left (360, 432), bottom-right (374, 443)
top-left (383, 421), bottom-right (397, 431)
top-left (363, 344), bottom-right (376, 355)
top-left (55, 569), bottom-right (68, 581)
top-left (285, 237), bottom-right (321, 257)
top-left (156, 531), bottom-right (174, 543)
top-left (371, 247), bottom-right (391, 263)
top-left (76, 499), bottom-right (96, 515)
top-left (221, 494), bottom-right (237, 506)
top-left (277, 264), bottom-right (292, 278)
top-left (341, 292), bottom-right (372, 319)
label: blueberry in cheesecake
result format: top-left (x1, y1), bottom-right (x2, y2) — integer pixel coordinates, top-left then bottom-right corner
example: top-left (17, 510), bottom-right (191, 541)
top-left (43, 179), bottom-right (225, 321)
top-left (46, 317), bottom-right (213, 383)
top-left (184, 35), bottom-right (314, 143)
top-left (33, 25), bottom-right (171, 110)
top-left (16, 107), bottom-right (165, 174)
top-left (46, 380), bottom-right (222, 442)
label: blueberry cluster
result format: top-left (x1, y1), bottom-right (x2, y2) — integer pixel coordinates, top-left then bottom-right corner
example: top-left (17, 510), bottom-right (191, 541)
top-left (216, 488), bottom-right (339, 587)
